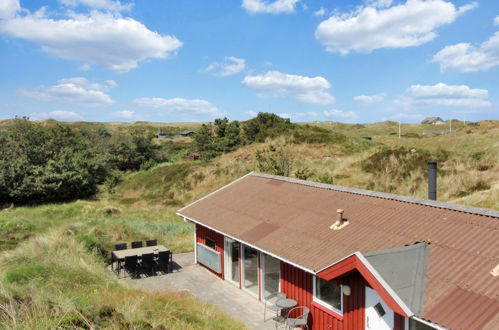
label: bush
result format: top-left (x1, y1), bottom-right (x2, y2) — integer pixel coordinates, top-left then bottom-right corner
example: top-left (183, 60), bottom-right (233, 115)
top-left (243, 112), bottom-right (294, 143)
top-left (256, 144), bottom-right (294, 177)
top-left (294, 167), bottom-right (314, 180)
top-left (0, 119), bottom-right (107, 204)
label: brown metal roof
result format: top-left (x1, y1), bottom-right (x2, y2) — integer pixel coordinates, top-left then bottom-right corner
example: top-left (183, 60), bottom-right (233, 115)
top-left (177, 172), bottom-right (499, 328)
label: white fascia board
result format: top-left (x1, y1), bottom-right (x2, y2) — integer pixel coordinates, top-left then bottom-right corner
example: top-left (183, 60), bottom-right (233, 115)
top-left (177, 213), bottom-right (316, 275)
top-left (355, 252), bottom-right (414, 318)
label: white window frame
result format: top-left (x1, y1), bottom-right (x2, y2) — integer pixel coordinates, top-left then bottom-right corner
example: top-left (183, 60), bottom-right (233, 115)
top-left (312, 276), bottom-right (343, 315)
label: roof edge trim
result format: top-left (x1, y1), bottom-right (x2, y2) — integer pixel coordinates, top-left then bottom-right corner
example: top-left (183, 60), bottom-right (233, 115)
top-left (355, 252), bottom-right (414, 318)
top-left (251, 172), bottom-right (499, 218)
top-left (177, 213), bottom-right (316, 274)
top-left (177, 171), bottom-right (255, 213)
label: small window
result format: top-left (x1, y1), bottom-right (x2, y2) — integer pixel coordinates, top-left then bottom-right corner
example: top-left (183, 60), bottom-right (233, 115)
top-left (205, 237), bottom-right (216, 249)
top-left (313, 277), bottom-right (342, 314)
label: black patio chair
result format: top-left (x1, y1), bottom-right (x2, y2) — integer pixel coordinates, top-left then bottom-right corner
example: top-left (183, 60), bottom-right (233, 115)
top-left (131, 241), bottom-right (143, 249)
top-left (115, 243), bottom-right (127, 250)
top-left (140, 253), bottom-right (154, 276)
top-left (146, 239), bottom-right (157, 247)
top-left (124, 255), bottom-right (139, 278)
top-left (155, 250), bottom-right (171, 274)
top-left (112, 243), bottom-right (127, 274)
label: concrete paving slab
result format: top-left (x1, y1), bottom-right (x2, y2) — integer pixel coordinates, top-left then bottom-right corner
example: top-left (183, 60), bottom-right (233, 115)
top-left (116, 252), bottom-right (277, 330)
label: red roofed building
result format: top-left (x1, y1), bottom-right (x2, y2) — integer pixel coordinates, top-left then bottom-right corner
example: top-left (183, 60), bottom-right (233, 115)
top-left (177, 172), bottom-right (499, 329)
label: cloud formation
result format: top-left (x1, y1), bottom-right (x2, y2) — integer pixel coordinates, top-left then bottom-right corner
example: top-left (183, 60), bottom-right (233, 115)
top-left (134, 97), bottom-right (222, 117)
top-left (242, 0), bottom-right (299, 14)
top-left (58, 0), bottom-right (133, 12)
top-left (398, 82), bottom-right (491, 108)
top-left (202, 56), bottom-right (247, 77)
top-left (242, 71), bottom-right (334, 105)
top-left (0, 6), bottom-right (182, 72)
top-left (30, 110), bottom-right (82, 121)
top-left (112, 110), bottom-right (135, 119)
top-left (433, 20), bottom-right (499, 72)
top-left (19, 77), bottom-right (116, 106)
top-left (323, 109), bottom-right (359, 120)
top-left (354, 93), bottom-right (385, 103)
top-left (278, 111), bottom-right (317, 121)
top-left (0, 0), bottom-right (19, 19)
top-left (315, 0), bottom-right (474, 54)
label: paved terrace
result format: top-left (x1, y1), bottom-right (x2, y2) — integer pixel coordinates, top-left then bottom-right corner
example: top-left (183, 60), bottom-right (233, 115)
top-left (119, 252), bottom-right (275, 330)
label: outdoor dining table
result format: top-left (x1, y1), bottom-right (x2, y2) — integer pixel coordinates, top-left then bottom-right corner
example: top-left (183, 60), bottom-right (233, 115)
top-left (276, 298), bottom-right (297, 317)
top-left (112, 245), bottom-right (169, 260)
top-left (112, 245), bottom-right (169, 273)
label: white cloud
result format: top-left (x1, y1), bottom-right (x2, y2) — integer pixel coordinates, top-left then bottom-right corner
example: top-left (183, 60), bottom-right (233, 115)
top-left (134, 97), bottom-right (222, 117)
top-left (58, 0), bottom-right (132, 12)
top-left (278, 111), bottom-right (317, 121)
top-left (112, 110), bottom-right (135, 119)
top-left (398, 82), bottom-right (491, 108)
top-left (50, 110), bottom-right (82, 119)
top-left (0, 10), bottom-right (182, 72)
top-left (245, 110), bottom-right (258, 117)
top-left (202, 56), bottom-right (247, 77)
top-left (313, 7), bottom-right (326, 17)
top-left (30, 110), bottom-right (82, 121)
top-left (19, 77), bottom-right (116, 106)
top-left (0, 0), bottom-right (20, 19)
top-left (323, 109), bottom-right (359, 120)
top-left (354, 93), bottom-right (385, 103)
top-left (433, 29), bottom-right (499, 72)
top-left (366, 0), bottom-right (393, 8)
top-left (315, 0), bottom-right (473, 54)
top-left (495, 15), bottom-right (499, 26)
top-left (242, 0), bottom-right (299, 14)
top-left (242, 71), bottom-right (335, 105)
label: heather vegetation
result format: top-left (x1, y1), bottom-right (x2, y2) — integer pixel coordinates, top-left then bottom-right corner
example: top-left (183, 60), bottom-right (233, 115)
top-left (0, 115), bottom-right (498, 329)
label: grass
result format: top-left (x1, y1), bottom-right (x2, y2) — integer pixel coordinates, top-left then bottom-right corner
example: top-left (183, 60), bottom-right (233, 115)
top-left (0, 119), bottom-right (498, 328)
top-left (0, 227), bottom-right (244, 329)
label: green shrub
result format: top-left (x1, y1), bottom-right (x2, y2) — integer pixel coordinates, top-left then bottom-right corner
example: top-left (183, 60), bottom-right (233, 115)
top-left (294, 167), bottom-right (315, 180)
top-left (318, 174), bottom-right (334, 184)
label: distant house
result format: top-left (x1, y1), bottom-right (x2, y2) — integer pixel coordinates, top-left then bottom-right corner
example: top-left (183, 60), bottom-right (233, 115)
top-left (156, 133), bottom-right (168, 139)
top-left (421, 117), bottom-right (444, 125)
top-left (177, 172), bottom-right (499, 330)
top-left (180, 130), bottom-right (195, 137)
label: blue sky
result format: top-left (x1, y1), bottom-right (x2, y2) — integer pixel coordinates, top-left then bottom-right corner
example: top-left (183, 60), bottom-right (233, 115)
top-left (0, 0), bottom-right (498, 123)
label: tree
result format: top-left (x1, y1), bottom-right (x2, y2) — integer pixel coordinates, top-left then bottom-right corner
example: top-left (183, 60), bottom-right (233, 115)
top-left (243, 112), bottom-right (294, 143)
top-left (0, 119), bottom-right (107, 204)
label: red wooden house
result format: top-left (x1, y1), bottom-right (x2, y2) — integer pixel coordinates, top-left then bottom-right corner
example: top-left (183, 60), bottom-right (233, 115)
top-left (177, 172), bottom-right (499, 329)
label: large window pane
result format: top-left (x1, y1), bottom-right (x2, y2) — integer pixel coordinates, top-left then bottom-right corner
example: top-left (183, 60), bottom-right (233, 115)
top-left (262, 254), bottom-right (280, 299)
top-left (230, 241), bottom-right (240, 284)
top-left (224, 238), bottom-right (240, 285)
top-left (243, 246), bottom-right (258, 296)
top-left (314, 277), bottom-right (342, 312)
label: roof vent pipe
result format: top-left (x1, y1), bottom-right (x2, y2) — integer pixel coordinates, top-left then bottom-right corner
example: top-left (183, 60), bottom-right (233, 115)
top-left (428, 161), bottom-right (437, 201)
top-left (330, 209), bottom-right (348, 230)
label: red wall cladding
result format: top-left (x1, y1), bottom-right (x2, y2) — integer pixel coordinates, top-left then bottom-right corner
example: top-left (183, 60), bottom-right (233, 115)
top-left (280, 263), bottom-right (367, 330)
top-left (195, 224), bottom-right (225, 278)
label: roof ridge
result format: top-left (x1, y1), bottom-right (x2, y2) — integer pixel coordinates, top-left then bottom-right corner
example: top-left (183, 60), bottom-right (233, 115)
top-left (250, 172), bottom-right (499, 219)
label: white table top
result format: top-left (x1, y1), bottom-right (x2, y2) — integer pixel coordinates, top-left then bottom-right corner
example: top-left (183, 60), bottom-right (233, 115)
top-left (112, 245), bottom-right (168, 259)
top-left (276, 298), bottom-right (297, 309)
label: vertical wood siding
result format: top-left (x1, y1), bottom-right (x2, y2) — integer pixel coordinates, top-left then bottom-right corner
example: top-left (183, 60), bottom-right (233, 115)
top-left (195, 224), bottom-right (224, 278)
top-left (281, 263), bottom-right (368, 330)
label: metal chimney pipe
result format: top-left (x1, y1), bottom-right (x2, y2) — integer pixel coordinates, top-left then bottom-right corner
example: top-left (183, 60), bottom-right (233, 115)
top-left (428, 161), bottom-right (437, 200)
top-left (336, 209), bottom-right (344, 224)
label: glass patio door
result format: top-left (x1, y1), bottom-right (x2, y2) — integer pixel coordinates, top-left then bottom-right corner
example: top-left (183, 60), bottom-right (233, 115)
top-left (224, 238), bottom-right (240, 286)
top-left (261, 253), bottom-right (280, 300)
top-left (242, 245), bottom-right (259, 297)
